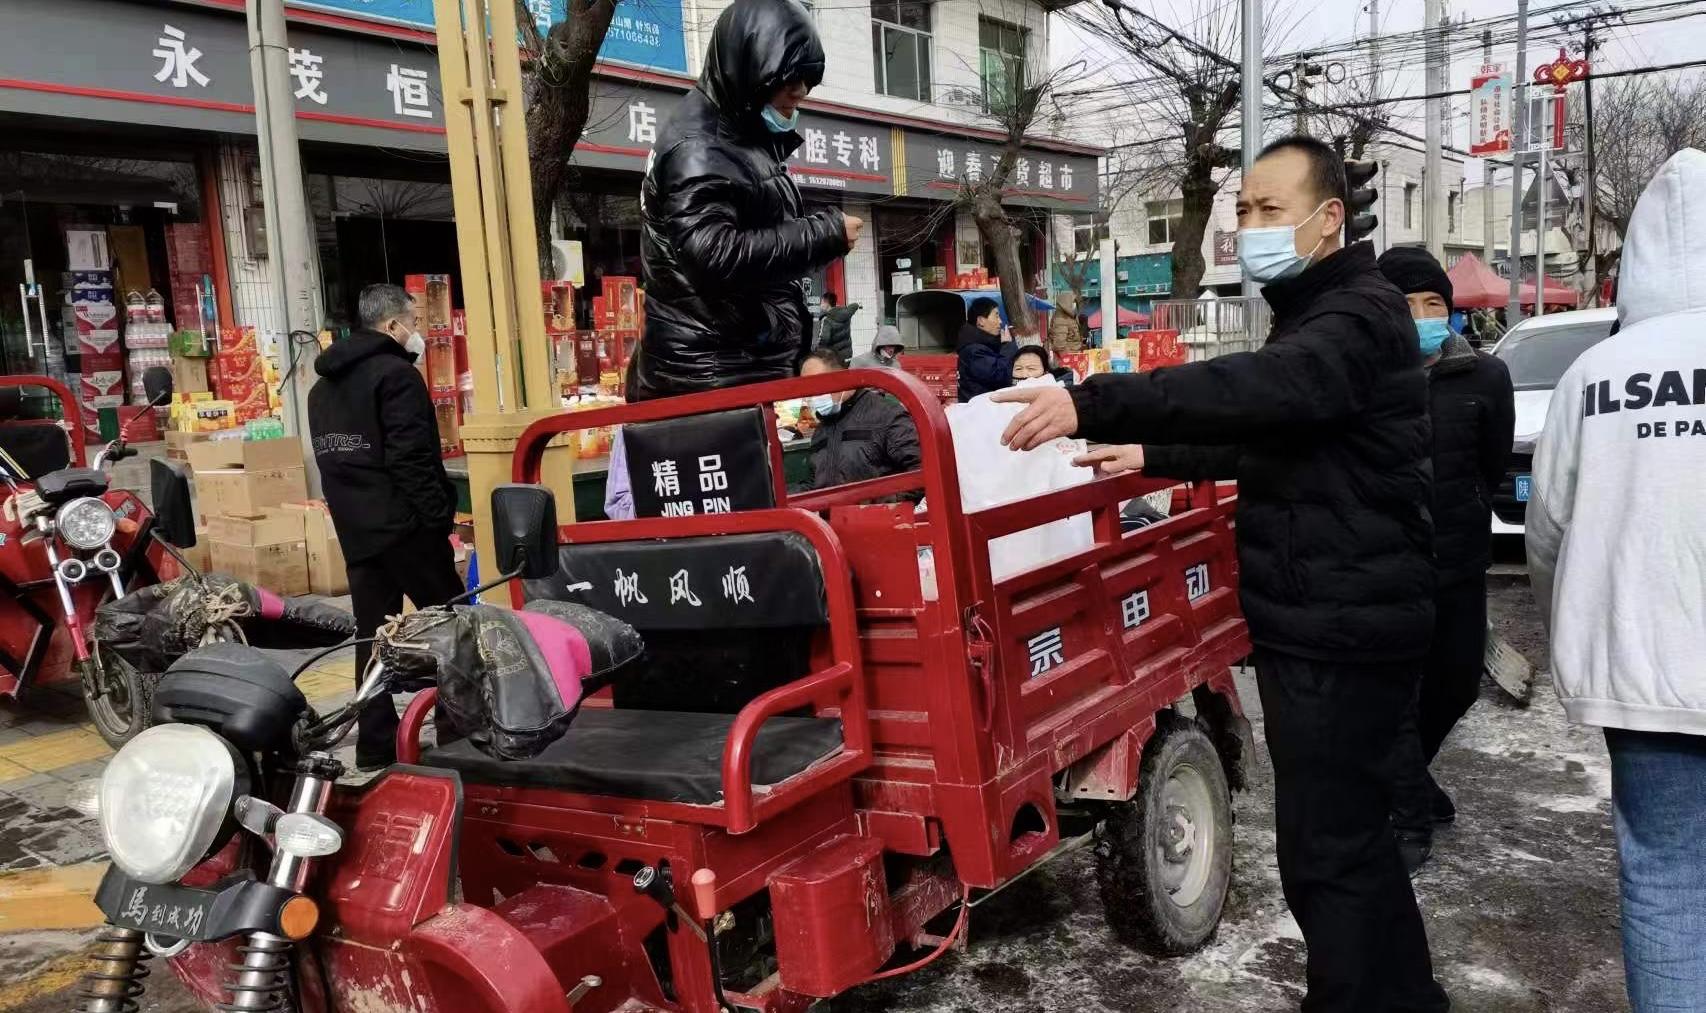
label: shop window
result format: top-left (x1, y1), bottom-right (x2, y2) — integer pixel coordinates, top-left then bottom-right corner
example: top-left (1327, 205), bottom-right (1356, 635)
top-left (1073, 222), bottom-right (1097, 256)
top-left (871, 0), bottom-right (933, 102)
top-left (1146, 199), bottom-right (1184, 246)
top-left (979, 17), bottom-right (1028, 115)
top-left (1404, 183), bottom-right (1416, 230)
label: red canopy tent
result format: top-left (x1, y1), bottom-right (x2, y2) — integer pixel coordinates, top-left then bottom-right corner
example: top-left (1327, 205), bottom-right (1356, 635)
top-left (1444, 254), bottom-right (1509, 309)
top-left (1085, 306), bottom-right (1152, 329)
top-left (1519, 274), bottom-right (1580, 307)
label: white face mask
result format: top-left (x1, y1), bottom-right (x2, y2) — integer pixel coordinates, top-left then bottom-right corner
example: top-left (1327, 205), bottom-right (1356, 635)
top-left (404, 330), bottom-right (426, 360)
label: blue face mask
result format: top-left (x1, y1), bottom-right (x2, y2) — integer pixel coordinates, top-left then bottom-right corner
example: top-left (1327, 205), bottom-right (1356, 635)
top-left (807, 393), bottom-right (838, 417)
top-left (1237, 201), bottom-right (1329, 283)
top-left (761, 105), bottom-right (800, 133)
top-left (1416, 317), bottom-right (1453, 357)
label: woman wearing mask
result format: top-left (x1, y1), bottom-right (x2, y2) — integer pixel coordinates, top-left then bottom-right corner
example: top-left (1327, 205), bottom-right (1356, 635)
top-left (1377, 246), bottom-right (1516, 874)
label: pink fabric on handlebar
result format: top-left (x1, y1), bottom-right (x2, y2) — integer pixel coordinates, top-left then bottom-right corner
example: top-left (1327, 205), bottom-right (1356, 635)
top-left (254, 587), bottom-right (288, 621)
top-left (513, 609), bottom-right (590, 714)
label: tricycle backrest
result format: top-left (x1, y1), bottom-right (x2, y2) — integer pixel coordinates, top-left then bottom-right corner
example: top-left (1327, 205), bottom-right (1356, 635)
top-left (523, 530), bottom-right (828, 713)
top-left (619, 406), bottom-right (777, 516)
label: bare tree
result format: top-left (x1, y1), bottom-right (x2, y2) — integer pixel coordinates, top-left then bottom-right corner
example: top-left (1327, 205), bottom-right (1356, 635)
top-left (518, 0), bottom-right (618, 257)
top-left (1066, 0), bottom-right (1258, 300)
top-left (1588, 74), bottom-right (1706, 240)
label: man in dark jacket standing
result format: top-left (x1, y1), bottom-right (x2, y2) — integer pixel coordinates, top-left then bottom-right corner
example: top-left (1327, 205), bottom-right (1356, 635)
top-left (997, 136), bottom-right (1446, 1012)
top-left (1378, 247), bottom-right (1515, 872)
top-left (814, 292), bottom-right (860, 364)
top-left (957, 297), bottom-right (1017, 401)
top-left (799, 348), bottom-right (920, 489)
top-left (630, 0), bottom-right (859, 402)
top-left (309, 283), bottom-right (461, 769)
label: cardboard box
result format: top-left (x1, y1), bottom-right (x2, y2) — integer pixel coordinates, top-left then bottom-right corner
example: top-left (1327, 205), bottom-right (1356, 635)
top-left (197, 467), bottom-right (308, 519)
top-left (179, 527), bottom-right (212, 575)
top-left (207, 509), bottom-right (302, 547)
top-left (210, 538), bottom-right (308, 596)
top-left (165, 429), bottom-right (211, 460)
top-left (188, 436), bottom-right (302, 474)
top-left (171, 356), bottom-right (210, 395)
top-left (279, 502), bottom-right (348, 595)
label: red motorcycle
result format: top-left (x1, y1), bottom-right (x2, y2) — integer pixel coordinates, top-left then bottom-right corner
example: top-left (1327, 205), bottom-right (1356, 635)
top-left (0, 368), bottom-right (201, 746)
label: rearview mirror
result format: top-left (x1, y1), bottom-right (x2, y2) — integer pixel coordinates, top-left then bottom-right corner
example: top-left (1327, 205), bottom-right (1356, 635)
top-left (490, 484), bottom-right (558, 580)
top-left (150, 458), bottom-right (197, 548)
top-left (141, 366), bottom-right (174, 407)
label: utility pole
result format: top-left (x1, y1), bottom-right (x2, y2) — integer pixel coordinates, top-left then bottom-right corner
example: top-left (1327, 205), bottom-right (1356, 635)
top-left (1241, 0), bottom-right (1263, 299)
top-left (246, 0), bottom-right (323, 492)
top-left (1293, 56), bottom-right (1309, 135)
top-left (1424, 0), bottom-right (1446, 258)
top-left (1506, 0), bottom-right (1531, 324)
top-left (1482, 29), bottom-right (1496, 264)
top-left (1582, 17), bottom-right (1601, 304)
top-left (1368, 0), bottom-right (1380, 97)
top-left (1536, 145), bottom-right (1548, 317)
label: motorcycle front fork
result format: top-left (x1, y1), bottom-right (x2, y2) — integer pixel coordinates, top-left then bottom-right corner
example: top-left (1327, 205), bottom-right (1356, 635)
top-left (219, 764), bottom-right (335, 1013)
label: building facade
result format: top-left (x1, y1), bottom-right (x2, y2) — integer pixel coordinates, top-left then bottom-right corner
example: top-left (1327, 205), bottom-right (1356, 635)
top-left (0, 0), bottom-right (1097, 383)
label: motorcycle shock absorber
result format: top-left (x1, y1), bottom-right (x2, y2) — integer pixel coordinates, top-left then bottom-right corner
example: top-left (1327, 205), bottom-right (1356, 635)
top-left (75, 926), bottom-right (151, 1013)
top-left (217, 933), bottom-right (294, 1012)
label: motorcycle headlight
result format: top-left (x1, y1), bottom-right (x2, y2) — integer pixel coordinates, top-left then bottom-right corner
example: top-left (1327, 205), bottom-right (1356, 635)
top-left (56, 497), bottom-right (117, 550)
top-left (99, 725), bottom-right (242, 884)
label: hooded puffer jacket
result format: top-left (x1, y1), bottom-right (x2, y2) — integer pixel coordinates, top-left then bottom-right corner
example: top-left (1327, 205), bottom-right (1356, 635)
top-left (1528, 148), bottom-right (1706, 735)
top-left (631, 0), bottom-right (851, 401)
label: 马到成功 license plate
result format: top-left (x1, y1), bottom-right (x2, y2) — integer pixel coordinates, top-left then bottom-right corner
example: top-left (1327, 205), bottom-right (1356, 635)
top-left (1514, 474), bottom-right (1532, 502)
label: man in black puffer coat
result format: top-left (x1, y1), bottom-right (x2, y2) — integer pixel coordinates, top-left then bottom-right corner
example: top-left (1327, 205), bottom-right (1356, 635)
top-left (1378, 246), bottom-right (1515, 873)
top-left (630, 0), bottom-right (858, 402)
top-left (798, 348), bottom-right (920, 490)
top-left (995, 137), bottom-right (1446, 1013)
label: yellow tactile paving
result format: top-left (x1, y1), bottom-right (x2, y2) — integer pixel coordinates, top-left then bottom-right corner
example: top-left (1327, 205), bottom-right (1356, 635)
top-left (0, 727), bottom-right (111, 776)
top-left (0, 756), bottom-right (32, 781)
top-left (295, 663), bottom-right (356, 701)
top-left (0, 864), bottom-right (105, 932)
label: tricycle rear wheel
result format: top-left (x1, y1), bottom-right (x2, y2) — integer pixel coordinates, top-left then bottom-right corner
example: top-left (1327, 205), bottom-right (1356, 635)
top-left (1095, 716), bottom-right (1233, 956)
top-left (81, 644), bottom-right (154, 749)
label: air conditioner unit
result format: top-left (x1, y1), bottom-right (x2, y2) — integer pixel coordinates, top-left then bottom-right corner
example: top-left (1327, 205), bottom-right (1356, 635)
top-left (549, 240), bottom-right (584, 284)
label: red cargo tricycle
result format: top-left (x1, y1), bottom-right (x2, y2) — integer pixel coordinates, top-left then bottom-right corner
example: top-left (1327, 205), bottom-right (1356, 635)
top-left (81, 368), bottom-right (1251, 1012)
top-left (0, 370), bottom-right (208, 746)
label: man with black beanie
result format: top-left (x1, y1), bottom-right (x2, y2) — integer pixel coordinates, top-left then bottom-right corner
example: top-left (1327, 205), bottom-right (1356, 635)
top-left (1377, 246), bottom-right (1515, 873)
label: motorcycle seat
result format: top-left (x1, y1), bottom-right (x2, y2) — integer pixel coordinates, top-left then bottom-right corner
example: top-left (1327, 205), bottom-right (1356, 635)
top-left (35, 467), bottom-right (108, 503)
top-left (422, 707), bottom-right (843, 806)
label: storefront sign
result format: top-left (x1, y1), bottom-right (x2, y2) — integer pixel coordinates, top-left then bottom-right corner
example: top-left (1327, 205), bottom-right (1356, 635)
top-left (574, 80), bottom-right (896, 197)
top-left (286, 0), bottom-right (689, 74)
top-left (0, 0), bottom-right (445, 149)
top-left (898, 133), bottom-right (1098, 211)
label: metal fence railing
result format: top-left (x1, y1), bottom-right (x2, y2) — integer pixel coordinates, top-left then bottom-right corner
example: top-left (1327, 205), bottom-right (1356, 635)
top-left (1150, 297), bottom-right (1271, 361)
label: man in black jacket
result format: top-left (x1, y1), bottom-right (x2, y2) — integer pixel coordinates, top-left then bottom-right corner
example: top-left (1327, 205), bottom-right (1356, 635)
top-left (1378, 246), bottom-right (1515, 872)
top-left (997, 136), bottom-right (1446, 1012)
top-left (814, 291), bottom-right (861, 364)
top-left (799, 348), bottom-right (920, 489)
top-left (309, 283), bottom-right (461, 769)
top-left (957, 297), bottom-right (1017, 401)
top-left (630, 0), bottom-right (859, 402)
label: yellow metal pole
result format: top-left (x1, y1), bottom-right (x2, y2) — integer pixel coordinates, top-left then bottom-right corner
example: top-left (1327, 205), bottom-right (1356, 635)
top-left (432, 0), bottom-right (576, 589)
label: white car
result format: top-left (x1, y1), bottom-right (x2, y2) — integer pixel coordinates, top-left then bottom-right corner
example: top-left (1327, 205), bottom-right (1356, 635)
top-left (1487, 307), bottom-right (1619, 536)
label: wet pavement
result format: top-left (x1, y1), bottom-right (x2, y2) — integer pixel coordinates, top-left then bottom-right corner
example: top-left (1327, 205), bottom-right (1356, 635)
top-left (0, 575), bottom-right (1629, 1012)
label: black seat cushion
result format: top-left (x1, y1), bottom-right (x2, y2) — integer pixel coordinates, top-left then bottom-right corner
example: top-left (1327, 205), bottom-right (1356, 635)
top-left (621, 406), bottom-right (776, 517)
top-left (423, 707), bottom-right (844, 806)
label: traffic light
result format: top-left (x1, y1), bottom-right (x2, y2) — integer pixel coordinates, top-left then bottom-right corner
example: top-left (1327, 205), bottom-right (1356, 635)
top-left (1344, 160), bottom-right (1380, 244)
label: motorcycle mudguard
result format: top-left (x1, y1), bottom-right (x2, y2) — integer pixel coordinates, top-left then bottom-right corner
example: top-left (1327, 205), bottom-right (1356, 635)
top-left (321, 765), bottom-right (463, 944)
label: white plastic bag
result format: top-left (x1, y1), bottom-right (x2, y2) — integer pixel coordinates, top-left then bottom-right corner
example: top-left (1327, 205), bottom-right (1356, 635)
top-left (946, 385), bottom-right (1094, 581)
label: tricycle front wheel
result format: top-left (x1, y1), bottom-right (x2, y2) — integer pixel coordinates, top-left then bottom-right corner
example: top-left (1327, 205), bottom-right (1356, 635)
top-left (1095, 716), bottom-right (1233, 956)
top-left (81, 644), bottom-right (155, 749)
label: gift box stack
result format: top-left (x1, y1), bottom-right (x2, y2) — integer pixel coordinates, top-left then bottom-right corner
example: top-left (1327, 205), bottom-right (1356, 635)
top-left (577, 275), bottom-right (640, 399)
top-left (70, 269), bottom-right (125, 440)
top-left (543, 280), bottom-right (576, 399)
top-left (124, 291), bottom-right (172, 443)
top-left (213, 327), bottom-right (270, 424)
top-left (164, 225), bottom-right (212, 339)
top-left (406, 274), bottom-right (461, 457)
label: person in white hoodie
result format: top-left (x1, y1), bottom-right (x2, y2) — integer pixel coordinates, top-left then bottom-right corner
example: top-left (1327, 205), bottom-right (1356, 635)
top-left (1527, 147), bottom-right (1706, 1013)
